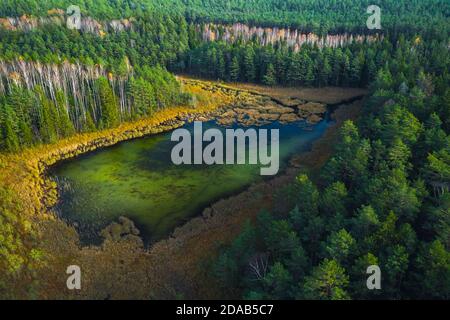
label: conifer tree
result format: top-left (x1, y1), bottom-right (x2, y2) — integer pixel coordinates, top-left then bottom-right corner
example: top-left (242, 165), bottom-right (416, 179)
top-left (0, 103), bottom-right (20, 152)
top-left (229, 55), bottom-right (240, 82)
top-left (263, 63), bottom-right (276, 86)
top-left (97, 77), bottom-right (120, 129)
top-left (243, 46), bottom-right (256, 82)
top-left (55, 91), bottom-right (75, 137)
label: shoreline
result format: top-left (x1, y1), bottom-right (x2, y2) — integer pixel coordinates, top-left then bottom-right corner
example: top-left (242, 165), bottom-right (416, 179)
top-left (0, 79), bottom-right (235, 222)
top-left (0, 79), bottom-right (366, 299)
top-left (47, 94), bottom-right (364, 248)
top-left (145, 97), bottom-right (364, 299)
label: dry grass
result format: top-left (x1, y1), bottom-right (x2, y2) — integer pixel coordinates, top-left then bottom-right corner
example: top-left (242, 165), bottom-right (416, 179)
top-left (228, 83), bottom-right (367, 104)
top-left (178, 76), bottom-right (368, 104)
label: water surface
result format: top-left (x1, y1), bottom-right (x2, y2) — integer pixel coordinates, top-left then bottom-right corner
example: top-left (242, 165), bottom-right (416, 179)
top-left (52, 119), bottom-right (332, 244)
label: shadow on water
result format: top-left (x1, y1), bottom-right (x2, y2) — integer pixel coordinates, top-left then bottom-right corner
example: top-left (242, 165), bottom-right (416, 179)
top-left (51, 116), bottom-right (335, 246)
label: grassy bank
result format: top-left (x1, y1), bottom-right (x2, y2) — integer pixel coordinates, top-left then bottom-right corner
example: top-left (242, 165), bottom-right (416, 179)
top-left (0, 79), bottom-right (235, 297)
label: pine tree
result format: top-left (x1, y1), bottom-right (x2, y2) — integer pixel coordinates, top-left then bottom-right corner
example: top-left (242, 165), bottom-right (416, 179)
top-left (129, 77), bottom-right (156, 117)
top-left (97, 77), bottom-right (120, 129)
top-left (350, 57), bottom-right (362, 87)
top-left (55, 91), bottom-right (75, 137)
top-left (331, 49), bottom-right (342, 86)
top-left (341, 52), bottom-right (351, 86)
top-left (207, 47), bottom-right (218, 78)
top-left (263, 262), bottom-right (293, 299)
top-left (229, 55), bottom-right (240, 82)
top-left (83, 110), bottom-right (97, 132)
top-left (305, 61), bottom-right (315, 86)
top-left (217, 52), bottom-right (226, 80)
top-left (286, 53), bottom-right (302, 85)
top-left (243, 46), bottom-right (256, 82)
top-left (415, 240), bottom-right (450, 299)
top-left (318, 56), bottom-right (332, 87)
top-left (7, 86), bottom-right (34, 146)
top-left (262, 63), bottom-right (276, 86)
top-left (0, 103), bottom-right (20, 152)
top-left (35, 86), bottom-right (57, 143)
top-left (274, 49), bottom-right (288, 85)
top-left (302, 259), bottom-right (350, 300)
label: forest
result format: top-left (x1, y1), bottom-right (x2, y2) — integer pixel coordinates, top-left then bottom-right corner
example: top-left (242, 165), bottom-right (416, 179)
top-left (214, 37), bottom-right (450, 299)
top-left (182, 41), bottom-right (378, 87)
top-left (0, 0), bottom-right (449, 300)
top-left (0, 64), bottom-right (190, 151)
top-left (1, 0), bottom-right (448, 34)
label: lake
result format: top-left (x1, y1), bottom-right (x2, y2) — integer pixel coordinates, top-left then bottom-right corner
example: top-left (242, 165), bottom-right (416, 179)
top-left (51, 118), bottom-right (333, 244)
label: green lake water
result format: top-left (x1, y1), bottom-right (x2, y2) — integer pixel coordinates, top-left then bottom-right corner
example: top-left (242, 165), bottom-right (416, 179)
top-left (51, 118), bottom-right (333, 244)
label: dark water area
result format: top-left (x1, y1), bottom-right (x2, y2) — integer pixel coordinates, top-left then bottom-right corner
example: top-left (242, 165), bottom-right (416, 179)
top-left (51, 117), bottom-right (333, 244)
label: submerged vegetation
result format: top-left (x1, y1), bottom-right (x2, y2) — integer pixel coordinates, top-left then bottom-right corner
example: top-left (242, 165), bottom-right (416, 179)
top-left (0, 0), bottom-right (449, 299)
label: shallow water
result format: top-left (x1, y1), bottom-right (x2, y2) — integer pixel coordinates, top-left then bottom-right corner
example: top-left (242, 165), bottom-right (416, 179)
top-left (52, 118), bottom-right (333, 244)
